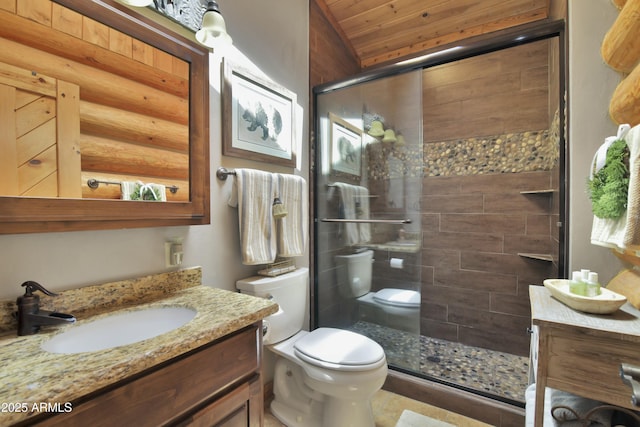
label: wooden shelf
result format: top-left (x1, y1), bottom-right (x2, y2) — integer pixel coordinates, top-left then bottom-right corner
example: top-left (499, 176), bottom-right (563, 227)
top-left (518, 253), bottom-right (553, 262)
top-left (520, 189), bottom-right (555, 194)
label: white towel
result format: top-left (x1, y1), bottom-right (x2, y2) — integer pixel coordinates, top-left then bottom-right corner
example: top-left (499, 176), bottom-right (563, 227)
top-left (623, 125), bottom-right (640, 248)
top-left (334, 182), bottom-right (360, 246)
top-left (591, 124), bottom-right (640, 249)
top-left (356, 185), bottom-right (371, 243)
top-left (121, 180), bottom-right (167, 201)
top-left (275, 173), bottom-right (308, 257)
top-left (229, 169), bottom-right (277, 265)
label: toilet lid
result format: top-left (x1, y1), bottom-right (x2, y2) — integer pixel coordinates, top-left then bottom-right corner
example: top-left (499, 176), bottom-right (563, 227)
top-left (293, 328), bottom-right (385, 371)
top-left (373, 288), bottom-right (420, 308)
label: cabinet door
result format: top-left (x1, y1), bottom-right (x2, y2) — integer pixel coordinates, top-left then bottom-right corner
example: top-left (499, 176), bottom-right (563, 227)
top-left (180, 376), bottom-right (263, 427)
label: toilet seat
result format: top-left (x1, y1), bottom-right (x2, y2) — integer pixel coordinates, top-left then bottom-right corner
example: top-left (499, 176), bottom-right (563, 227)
top-left (293, 328), bottom-right (386, 371)
top-left (372, 288), bottom-right (420, 308)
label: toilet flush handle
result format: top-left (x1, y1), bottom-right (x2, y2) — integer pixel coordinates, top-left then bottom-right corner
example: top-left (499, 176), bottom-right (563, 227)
top-left (260, 294), bottom-right (275, 340)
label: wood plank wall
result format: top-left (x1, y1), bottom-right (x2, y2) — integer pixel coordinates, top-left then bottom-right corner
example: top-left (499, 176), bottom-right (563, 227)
top-left (0, 0), bottom-right (189, 201)
top-left (0, 63), bottom-right (78, 198)
top-left (309, 0), bottom-right (360, 88)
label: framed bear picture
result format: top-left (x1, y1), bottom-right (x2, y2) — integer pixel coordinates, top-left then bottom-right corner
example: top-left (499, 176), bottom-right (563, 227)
top-left (221, 59), bottom-right (297, 167)
top-left (329, 113), bottom-right (362, 177)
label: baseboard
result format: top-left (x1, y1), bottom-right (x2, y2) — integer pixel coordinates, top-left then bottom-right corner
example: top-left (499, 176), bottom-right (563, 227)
top-left (383, 370), bottom-right (525, 427)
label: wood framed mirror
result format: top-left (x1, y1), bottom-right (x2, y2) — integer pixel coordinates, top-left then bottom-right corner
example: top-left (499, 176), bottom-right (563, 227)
top-left (0, 0), bottom-right (210, 233)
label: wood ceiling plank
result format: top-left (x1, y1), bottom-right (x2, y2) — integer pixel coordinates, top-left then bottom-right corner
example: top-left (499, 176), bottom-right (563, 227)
top-left (323, 0), bottom-right (550, 68)
top-left (358, 6), bottom-right (548, 67)
top-left (338, 0), bottom-right (454, 38)
top-left (352, 0), bottom-right (548, 52)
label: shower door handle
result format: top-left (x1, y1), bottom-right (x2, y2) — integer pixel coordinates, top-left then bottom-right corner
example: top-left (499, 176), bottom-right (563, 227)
top-left (320, 218), bottom-right (412, 224)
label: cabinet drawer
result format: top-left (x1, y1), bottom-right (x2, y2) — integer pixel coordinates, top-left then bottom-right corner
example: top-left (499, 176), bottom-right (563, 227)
top-left (546, 329), bottom-right (637, 409)
top-left (34, 325), bottom-right (260, 427)
top-left (178, 376), bottom-right (263, 427)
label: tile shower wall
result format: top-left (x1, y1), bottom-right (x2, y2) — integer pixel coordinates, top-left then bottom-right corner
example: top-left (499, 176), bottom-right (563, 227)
top-left (419, 124), bottom-right (560, 356)
top-left (420, 170), bottom-right (557, 356)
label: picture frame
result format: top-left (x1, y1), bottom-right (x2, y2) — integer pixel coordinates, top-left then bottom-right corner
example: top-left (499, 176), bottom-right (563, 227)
top-left (222, 59), bottom-right (297, 167)
top-left (329, 112), bottom-right (362, 177)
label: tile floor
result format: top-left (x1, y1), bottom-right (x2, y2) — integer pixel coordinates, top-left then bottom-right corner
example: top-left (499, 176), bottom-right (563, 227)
top-left (264, 389), bottom-right (492, 427)
top-left (350, 321), bottom-right (529, 403)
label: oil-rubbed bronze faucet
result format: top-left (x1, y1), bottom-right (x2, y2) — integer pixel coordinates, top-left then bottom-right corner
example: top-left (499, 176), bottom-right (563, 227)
top-left (16, 281), bottom-right (76, 336)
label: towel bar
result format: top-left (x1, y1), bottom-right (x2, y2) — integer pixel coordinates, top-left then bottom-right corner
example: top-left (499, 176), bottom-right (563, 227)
top-left (87, 179), bottom-right (178, 194)
top-left (216, 167), bottom-right (237, 181)
top-left (320, 218), bottom-right (411, 224)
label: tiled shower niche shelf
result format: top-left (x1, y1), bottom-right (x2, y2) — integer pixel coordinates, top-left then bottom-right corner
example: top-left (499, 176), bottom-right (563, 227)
top-left (519, 189), bottom-right (555, 262)
top-left (520, 189), bottom-right (555, 194)
top-left (518, 253), bottom-right (554, 262)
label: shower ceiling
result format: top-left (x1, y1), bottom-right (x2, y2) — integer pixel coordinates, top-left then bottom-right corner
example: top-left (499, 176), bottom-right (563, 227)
top-left (313, 0), bottom-right (552, 68)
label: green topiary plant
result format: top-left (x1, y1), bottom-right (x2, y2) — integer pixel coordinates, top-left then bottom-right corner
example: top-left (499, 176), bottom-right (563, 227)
top-left (588, 138), bottom-right (630, 219)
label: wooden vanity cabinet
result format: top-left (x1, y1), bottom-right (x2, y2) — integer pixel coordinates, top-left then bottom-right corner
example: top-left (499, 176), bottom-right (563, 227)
top-left (31, 323), bottom-right (264, 427)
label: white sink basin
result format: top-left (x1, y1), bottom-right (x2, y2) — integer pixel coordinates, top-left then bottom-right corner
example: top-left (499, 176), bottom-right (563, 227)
top-left (41, 306), bottom-right (197, 354)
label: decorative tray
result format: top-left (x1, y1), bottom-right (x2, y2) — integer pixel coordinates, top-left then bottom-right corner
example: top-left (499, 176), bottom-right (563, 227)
top-left (543, 279), bottom-right (627, 314)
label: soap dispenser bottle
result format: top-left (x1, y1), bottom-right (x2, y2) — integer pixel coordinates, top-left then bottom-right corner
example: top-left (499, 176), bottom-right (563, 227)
top-left (569, 271), bottom-right (586, 296)
top-left (586, 272), bottom-right (601, 297)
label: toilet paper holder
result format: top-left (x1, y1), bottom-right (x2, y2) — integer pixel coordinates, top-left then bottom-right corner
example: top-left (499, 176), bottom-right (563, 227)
top-left (390, 258), bottom-right (404, 269)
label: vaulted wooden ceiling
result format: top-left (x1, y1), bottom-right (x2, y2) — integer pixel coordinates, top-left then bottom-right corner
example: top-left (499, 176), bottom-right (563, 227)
top-left (314, 0), bottom-right (552, 69)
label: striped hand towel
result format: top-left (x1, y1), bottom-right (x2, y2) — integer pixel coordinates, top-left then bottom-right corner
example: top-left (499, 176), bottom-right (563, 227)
top-left (334, 182), bottom-right (360, 246)
top-left (275, 173), bottom-right (308, 257)
top-left (232, 169), bottom-right (277, 265)
top-left (356, 185), bottom-right (371, 243)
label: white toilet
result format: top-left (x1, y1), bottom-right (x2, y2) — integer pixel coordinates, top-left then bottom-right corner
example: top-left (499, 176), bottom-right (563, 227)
top-left (335, 250), bottom-right (420, 333)
top-left (236, 267), bottom-right (387, 427)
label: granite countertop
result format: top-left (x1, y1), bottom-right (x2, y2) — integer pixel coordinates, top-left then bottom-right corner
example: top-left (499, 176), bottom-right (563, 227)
top-left (0, 268), bottom-right (278, 426)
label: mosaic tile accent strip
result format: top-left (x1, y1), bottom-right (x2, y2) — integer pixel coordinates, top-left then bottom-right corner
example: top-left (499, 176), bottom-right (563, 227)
top-left (366, 110), bottom-right (560, 180)
top-left (424, 129), bottom-right (558, 177)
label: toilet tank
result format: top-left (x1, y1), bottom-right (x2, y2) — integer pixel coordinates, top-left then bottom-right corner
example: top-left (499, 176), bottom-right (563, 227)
top-left (335, 250), bottom-right (373, 298)
top-left (236, 267), bottom-right (308, 345)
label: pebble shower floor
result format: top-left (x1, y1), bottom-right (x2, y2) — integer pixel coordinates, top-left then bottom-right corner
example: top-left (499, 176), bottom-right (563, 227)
top-left (350, 321), bottom-right (529, 404)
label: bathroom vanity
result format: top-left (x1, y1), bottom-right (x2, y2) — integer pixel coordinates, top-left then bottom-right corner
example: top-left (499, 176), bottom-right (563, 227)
top-left (32, 325), bottom-right (263, 427)
top-left (0, 268), bottom-right (278, 426)
top-left (529, 286), bottom-right (640, 426)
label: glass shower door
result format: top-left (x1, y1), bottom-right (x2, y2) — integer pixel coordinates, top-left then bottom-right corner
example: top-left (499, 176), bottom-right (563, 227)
top-left (314, 34), bottom-right (563, 406)
top-left (315, 69), bottom-right (423, 372)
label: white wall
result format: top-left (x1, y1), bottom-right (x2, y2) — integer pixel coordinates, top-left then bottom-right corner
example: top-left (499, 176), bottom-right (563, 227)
top-left (0, 1), bottom-right (309, 299)
top-left (567, 0), bottom-right (624, 283)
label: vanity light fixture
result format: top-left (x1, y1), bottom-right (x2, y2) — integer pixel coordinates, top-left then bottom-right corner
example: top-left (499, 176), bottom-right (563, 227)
top-left (195, 1), bottom-right (232, 49)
